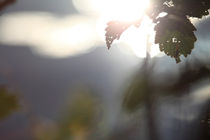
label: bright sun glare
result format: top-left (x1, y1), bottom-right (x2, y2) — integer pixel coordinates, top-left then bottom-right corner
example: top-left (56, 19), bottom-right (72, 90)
top-left (73, 0), bottom-right (162, 58)
top-left (73, 0), bottom-right (149, 21)
top-left (92, 0), bottom-right (149, 21)
top-left (0, 0), bottom-right (162, 59)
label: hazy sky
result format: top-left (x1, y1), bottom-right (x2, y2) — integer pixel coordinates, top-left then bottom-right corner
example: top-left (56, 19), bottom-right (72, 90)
top-left (4, 0), bottom-right (77, 15)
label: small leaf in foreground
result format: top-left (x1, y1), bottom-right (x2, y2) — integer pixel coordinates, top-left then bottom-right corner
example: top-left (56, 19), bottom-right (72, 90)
top-left (105, 21), bottom-right (132, 49)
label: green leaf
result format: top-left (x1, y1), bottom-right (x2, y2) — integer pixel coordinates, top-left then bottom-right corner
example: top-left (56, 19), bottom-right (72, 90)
top-left (104, 0), bottom-right (210, 63)
top-left (105, 20), bottom-right (142, 49)
top-left (154, 15), bottom-right (197, 63)
top-left (105, 21), bottom-right (131, 49)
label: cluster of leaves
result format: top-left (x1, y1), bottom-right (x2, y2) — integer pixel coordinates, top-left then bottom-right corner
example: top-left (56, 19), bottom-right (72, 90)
top-left (55, 90), bottom-right (101, 140)
top-left (105, 0), bottom-right (210, 63)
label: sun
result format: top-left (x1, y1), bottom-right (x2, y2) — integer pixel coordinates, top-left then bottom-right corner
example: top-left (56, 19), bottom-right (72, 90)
top-left (92, 0), bottom-right (149, 21)
top-left (73, 0), bottom-right (149, 21)
top-left (73, 0), bottom-right (162, 58)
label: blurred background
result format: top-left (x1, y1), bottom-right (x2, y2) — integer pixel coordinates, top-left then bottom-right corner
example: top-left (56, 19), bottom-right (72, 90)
top-left (0, 0), bottom-right (209, 140)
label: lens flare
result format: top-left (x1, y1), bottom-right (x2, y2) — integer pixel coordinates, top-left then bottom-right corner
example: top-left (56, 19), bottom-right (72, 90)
top-left (73, 0), bottom-right (162, 58)
top-left (73, 0), bottom-right (149, 21)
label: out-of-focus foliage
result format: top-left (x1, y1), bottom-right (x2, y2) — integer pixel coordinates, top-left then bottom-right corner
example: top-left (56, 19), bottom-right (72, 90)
top-left (0, 86), bottom-right (19, 120)
top-left (200, 104), bottom-right (210, 140)
top-left (123, 72), bottom-right (151, 112)
top-left (34, 89), bottom-right (102, 140)
top-left (167, 65), bottom-right (210, 94)
top-left (122, 61), bottom-right (210, 140)
top-left (105, 0), bottom-right (210, 63)
top-left (123, 62), bottom-right (210, 112)
top-left (55, 89), bottom-right (102, 140)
